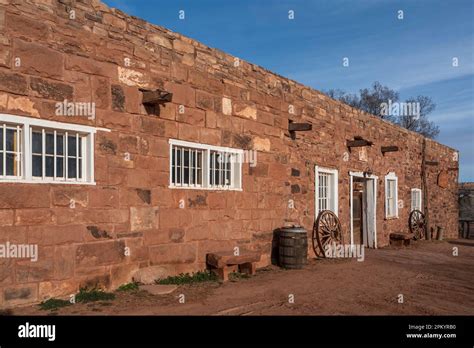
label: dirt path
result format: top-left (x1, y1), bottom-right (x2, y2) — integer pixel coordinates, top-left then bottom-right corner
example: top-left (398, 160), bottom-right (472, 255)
top-left (10, 239), bottom-right (474, 315)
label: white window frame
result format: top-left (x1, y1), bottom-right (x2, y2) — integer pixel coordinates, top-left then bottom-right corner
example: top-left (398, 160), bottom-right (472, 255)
top-left (315, 166), bottom-right (338, 216)
top-left (385, 172), bottom-right (398, 218)
top-left (411, 188), bottom-right (422, 212)
top-left (0, 113), bottom-right (104, 185)
top-left (169, 139), bottom-right (243, 191)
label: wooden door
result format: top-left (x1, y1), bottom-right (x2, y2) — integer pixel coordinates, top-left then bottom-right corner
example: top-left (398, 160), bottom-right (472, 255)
top-left (352, 186), bottom-right (364, 245)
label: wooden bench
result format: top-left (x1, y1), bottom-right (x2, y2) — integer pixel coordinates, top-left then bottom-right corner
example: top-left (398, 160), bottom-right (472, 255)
top-left (389, 232), bottom-right (415, 247)
top-left (206, 250), bottom-right (261, 282)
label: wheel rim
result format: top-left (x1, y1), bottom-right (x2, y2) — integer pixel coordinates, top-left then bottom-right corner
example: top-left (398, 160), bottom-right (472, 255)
top-left (312, 210), bottom-right (343, 258)
top-left (409, 209), bottom-right (426, 240)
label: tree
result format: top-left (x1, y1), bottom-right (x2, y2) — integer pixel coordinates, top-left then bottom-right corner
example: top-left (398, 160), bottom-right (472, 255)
top-left (325, 82), bottom-right (439, 138)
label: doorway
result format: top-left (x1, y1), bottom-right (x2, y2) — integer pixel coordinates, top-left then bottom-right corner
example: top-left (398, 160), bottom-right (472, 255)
top-left (352, 179), bottom-right (364, 245)
top-left (350, 172), bottom-right (378, 248)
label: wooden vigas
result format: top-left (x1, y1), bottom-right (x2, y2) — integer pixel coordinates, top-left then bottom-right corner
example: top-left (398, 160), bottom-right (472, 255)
top-left (206, 250), bottom-right (261, 281)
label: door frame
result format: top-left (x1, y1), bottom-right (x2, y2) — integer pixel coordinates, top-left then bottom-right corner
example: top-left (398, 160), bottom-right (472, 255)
top-left (349, 171), bottom-right (378, 248)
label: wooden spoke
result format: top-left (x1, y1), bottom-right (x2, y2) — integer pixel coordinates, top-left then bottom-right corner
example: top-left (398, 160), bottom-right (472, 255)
top-left (312, 210), bottom-right (344, 258)
top-left (409, 209), bottom-right (426, 240)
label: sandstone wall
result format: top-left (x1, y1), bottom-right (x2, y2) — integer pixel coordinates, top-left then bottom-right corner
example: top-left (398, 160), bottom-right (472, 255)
top-left (0, 0), bottom-right (459, 308)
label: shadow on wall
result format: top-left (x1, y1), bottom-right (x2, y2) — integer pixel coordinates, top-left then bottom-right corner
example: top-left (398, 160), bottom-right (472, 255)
top-left (271, 229), bottom-right (280, 266)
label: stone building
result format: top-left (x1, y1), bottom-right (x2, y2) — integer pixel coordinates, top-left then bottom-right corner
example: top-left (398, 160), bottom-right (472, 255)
top-left (459, 182), bottom-right (474, 239)
top-left (0, 0), bottom-right (459, 308)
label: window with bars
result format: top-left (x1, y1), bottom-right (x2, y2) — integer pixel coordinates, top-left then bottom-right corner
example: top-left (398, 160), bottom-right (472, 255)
top-left (31, 130), bottom-right (84, 181)
top-left (169, 139), bottom-right (242, 190)
top-left (0, 124), bottom-right (22, 178)
top-left (318, 172), bottom-right (330, 212)
top-left (411, 188), bottom-right (422, 212)
top-left (171, 146), bottom-right (203, 187)
top-left (385, 172), bottom-right (398, 218)
top-left (0, 114), bottom-right (96, 184)
top-left (315, 166), bottom-right (338, 215)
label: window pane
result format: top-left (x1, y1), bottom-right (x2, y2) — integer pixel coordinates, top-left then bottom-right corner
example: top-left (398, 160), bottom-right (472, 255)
top-left (78, 159), bottom-right (82, 179)
top-left (78, 137), bottom-right (82, 157)
top-left (6, 153), bottom-right (15, 175)
top-left (0, 128), bottom-right (3, 151)
top-left (184, 149), bottom-right (189, 167)
top-left (46, 133), bottom-right (54, 155)
top-left (32, 132), bottom-right (42, 154)
top-left (68, 158), bottom-right (76, 178)
top-left (68, 136), bottom-right (76, 157)
top-left (45, 156), bottom-right (54, 177)
top-left (6, 129), bottom-right (15, 152)
top-left (57, 135), bottom-right (64, 155)
top-left (32, 155), bottom-right (42, 177)
top-left (0, 153), bottom-right (2, 175)
top-left (56, 157), bottom-right (64, 178)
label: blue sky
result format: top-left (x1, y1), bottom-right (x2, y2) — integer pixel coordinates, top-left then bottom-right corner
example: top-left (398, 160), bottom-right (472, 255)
top-left (104, 0), bottom-right (474, 181)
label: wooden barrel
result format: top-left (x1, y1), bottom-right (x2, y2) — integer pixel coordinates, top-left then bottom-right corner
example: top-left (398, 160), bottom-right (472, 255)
top-left (278, 226), bottom-right (308, 269)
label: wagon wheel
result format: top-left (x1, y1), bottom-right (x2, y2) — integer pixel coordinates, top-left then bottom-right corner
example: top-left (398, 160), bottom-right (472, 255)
top-left (409, 209), bottom-right (426, 240)
top-left (312, 210), bottom-right (344, 258)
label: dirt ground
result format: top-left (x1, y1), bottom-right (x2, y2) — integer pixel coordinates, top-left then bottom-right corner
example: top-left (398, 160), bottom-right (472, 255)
top-left (10, 239), bottom-right (474, 316)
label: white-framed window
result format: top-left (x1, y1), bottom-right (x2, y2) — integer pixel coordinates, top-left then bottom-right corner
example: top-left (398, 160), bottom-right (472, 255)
top-left (315, 166), bottom-right (338, 215)
top-left (0, 113), bottom-right (98, 184)
top-left (169, 139), bottom-right (243, 190)
top-left (411, 188), bottom-right (422, 212)
top-left (385, 172), bottom-right (398, 218)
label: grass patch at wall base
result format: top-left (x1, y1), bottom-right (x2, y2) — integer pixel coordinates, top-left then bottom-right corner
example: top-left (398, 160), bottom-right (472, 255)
top-left (39, 298), bottom-right (72, 311)
top-left (76, 288), bottom-right (115, 303)
top-left (116, 282), bottom-right (140, 292)
top-left (156, 271), bottom-right (218, 285)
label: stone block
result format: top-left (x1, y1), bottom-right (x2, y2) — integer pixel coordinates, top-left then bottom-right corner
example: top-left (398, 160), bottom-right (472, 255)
top-left (0, 71), bottom-right (27, 95)
top-left (3, 284), bottom-right (38, 307)
top-left (0, 185), bottom-right (50, 209)
top-left (130, 206), bottom-right (159, 231)
top-left (29, 77), bottom-right (73, 101)
top-left (14, 40), bottom-right (63, 79)
top-left (75, 240), bottom-right (126, 267)
top-left (149, 243), bottom-right (197, 264)
top-left (233, 101), bottom-right (257, 120)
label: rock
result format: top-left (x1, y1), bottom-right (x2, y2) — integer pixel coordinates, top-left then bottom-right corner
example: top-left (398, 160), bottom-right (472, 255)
top-left (132, 265), bottom-right (175, 284)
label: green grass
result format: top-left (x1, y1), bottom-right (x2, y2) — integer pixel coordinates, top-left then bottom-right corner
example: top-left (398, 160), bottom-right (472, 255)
top-left (116, 282), bottom-right (140, 292)
top-left (75, 288), bottom-right (116, 303)
top-left (39, 298), bottom-right (72, 311)
top-left (156, 271), bottom-right (218, 285)
top-left (229, 272), bottom-right (250, 281)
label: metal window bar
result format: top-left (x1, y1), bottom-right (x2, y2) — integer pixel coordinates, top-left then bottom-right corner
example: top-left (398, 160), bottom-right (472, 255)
top-left (41, 129), bottom-right (45, 180)
top-left (2, 124), bottom-right (5, 177)
top-left (53, 130), bottom-right (57, 180)
top-left (65, 131), bottom-right (68, 180)
top-left (16, 125), bottom-right (21, 178)
top-left (174, 146), bottom-right (177, 186)
top-left (76, 133), bottom-right (79, 181)
top-left (180, 147), bottom-right (184, 187)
